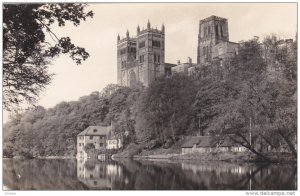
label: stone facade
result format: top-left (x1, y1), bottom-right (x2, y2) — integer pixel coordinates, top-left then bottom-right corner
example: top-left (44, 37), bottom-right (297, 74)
top-left (117, 21), bottom-right (166, 87)
top-left (117, 16), bottom-right (240, 86)
top-left (76, 125), bottom-right (121, 160)
top-left (171, 57), bottom-right (197, 75)
top-left (197, 15), bottom-right (239, 65)
top-left (181, 135), bottom-right (248, 155)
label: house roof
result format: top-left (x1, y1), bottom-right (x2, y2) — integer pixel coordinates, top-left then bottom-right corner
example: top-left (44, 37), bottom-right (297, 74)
top-left (78, 126), bottom-right (112, 136)
top-left (181, 136), bottom-right (202, 148)
top-left (181, 135), bottom-right (238, 148)
top-left (197, 136), bottom-right (218, 147)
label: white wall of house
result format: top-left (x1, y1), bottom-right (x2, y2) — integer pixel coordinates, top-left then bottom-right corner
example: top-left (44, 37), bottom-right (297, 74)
top-left (106, 139), bottom-right (118, 149)
top-left (182, 146), bottom-right (248, 154)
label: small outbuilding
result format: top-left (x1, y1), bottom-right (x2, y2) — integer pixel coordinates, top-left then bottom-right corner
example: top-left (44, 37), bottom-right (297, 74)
top-left (181, 135), bottom-right (247, 154)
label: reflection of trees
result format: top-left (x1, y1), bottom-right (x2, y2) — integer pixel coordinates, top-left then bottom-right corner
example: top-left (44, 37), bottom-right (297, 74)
top-left (118, 160), bottom-right (297, 190)
top-left (250, 164), bottom-right (297, 190)
top-left (3, 158), bottom-right (297, 190)
top-left (3, 159), bottom-right (88, 190)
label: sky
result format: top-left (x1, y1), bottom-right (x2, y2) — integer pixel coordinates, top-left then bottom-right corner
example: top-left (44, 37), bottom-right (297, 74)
top-left (3, 3), bottom-right (297, 122)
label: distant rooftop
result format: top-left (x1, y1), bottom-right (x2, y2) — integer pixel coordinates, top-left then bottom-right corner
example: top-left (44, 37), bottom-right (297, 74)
top-left (181, 135), bottom-right (238, 148)
top-left (78, 126), bottom-right (112, 136)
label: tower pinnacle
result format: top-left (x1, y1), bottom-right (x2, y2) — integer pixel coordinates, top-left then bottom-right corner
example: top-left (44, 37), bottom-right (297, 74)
top-left (162, 23), bottom-right (165, 33)
top-left (137, 25), bottom-right (140, 34)
top-left (147, 20), bottom-right (151, 30)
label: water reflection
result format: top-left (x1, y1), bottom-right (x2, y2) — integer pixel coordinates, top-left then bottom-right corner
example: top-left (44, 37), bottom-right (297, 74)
top-left (77, 159), bottom-right (123, 189)
top-left (3, 158), bottom-right (297, 190)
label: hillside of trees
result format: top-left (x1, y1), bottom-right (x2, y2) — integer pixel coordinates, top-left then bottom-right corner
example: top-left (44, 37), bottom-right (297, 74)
top-left (3, 35), bottom-right (297, 159)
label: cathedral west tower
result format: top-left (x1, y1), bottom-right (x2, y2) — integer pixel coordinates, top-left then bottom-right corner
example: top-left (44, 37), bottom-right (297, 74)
top-left (117, 21), bottom-right (165, 87)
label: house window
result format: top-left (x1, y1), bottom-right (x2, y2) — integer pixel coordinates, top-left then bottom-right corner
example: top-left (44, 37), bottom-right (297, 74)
top-left (90, 136), bottom-right (93, 139)
top-left (79, 143), bottom-right (81, 146)
top-left (93, 129), bottom-right (97, 133)
top-left (100, 143), bottom-right (104, 147)
top-left (90, 174), bottom-right (93, 179)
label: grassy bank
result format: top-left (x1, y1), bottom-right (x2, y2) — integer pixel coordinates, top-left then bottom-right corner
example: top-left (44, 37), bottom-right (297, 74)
top-left (113, 143), bottom-right (296, 163)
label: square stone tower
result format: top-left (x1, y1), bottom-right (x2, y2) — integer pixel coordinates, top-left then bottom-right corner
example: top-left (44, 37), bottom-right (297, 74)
top-left (197, 15), bottom-right (229, 65)
top-left (117, 31), bottom-right (137, 86)
top-left (117, 21), bottom-right (165, 87)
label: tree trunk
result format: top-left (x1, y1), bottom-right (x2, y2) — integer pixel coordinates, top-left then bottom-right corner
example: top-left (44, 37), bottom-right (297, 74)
top-left (230, 134), bottom-right (273, 162)
top-left (278, 128), bottom-right (297, 159)
top-left (170, 113), bottom-right (176, 141)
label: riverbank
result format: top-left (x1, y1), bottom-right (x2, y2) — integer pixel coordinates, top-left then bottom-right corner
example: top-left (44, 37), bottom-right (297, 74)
top-left (6, 155), bottom-right (76, 159)
top-left (113, 144), bottom-right (296, 163)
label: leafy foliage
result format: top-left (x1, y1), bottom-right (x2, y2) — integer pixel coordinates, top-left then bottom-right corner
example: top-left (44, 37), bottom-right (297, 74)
top-left (3, 3), bottom-right (93, 110)
top-left (3, 34), bottom-right (297, 160)
top-left (135, 74), bottom-right (197, 145)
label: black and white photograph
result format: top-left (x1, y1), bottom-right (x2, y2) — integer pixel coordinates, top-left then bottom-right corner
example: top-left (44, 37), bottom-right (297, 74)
top-left (2, 2), bottom-right (298, 193)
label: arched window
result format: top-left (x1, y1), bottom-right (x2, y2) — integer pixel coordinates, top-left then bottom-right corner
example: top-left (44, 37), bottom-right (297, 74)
top-left (215, 25), bottom-right (219, 36)
top-left (129, 71), bottom-right (137, 87)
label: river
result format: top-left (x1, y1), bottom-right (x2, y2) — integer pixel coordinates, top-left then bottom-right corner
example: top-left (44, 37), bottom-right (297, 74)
top-left (3, 158), bottom-right (297, 190)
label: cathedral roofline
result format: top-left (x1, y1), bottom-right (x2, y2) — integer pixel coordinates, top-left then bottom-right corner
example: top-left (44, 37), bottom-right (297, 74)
top-left (138, 28), bottom-right (164, 35)
top-left (118, 37), bottom-right (137, 44)
top-left (200, 15), bottom-right (228, 24)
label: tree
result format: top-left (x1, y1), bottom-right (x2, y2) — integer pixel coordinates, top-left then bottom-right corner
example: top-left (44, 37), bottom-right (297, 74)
top-left (3, 3), bottom-right (93, 111)
top-left (136, 74), bottom-right (197, 144)
top-left (194, 36), bottom-right (297, 161)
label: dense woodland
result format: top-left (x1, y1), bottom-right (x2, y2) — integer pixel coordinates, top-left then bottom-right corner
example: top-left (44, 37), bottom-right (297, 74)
top-left (3, 35), bottom-right (297, 160)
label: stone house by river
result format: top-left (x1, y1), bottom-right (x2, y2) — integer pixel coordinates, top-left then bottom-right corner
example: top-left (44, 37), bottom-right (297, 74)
top-left (76, 125), bottom-right (122, 159)
top-left (181, 135), bottom-right (247, 154)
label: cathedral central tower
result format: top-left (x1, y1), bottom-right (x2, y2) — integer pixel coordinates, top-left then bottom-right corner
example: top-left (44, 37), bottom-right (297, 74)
top-left (197, 15), bottom-right (229, 64)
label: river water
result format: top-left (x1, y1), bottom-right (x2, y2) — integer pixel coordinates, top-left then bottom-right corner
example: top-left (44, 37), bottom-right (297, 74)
top-left (3, 158), bottom-right (297, 190)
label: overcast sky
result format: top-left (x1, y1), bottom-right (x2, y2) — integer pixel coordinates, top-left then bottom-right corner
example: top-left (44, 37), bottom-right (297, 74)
top-left (3, 3), bottom-right (297, 122)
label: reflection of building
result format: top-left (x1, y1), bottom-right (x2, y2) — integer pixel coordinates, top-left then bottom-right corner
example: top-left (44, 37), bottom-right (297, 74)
top-left (197, 15), bottom-right (239, 65)
top-left (76, 125), bottom-right (122, 159)
top-left (181, 135), bottom-right (247, 154)
top-left (77, 159), bottom-right (123, 190)
top-left (181, 162), bottom-right (248, 175)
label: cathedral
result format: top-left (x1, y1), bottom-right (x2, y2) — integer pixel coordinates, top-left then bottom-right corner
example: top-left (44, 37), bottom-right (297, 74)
top-left (197, 15), bottom-right (239, 65)
top-left (117, 21), bottom-right (168, 87)
top-left (117, 16), bottom-right (239, 87)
